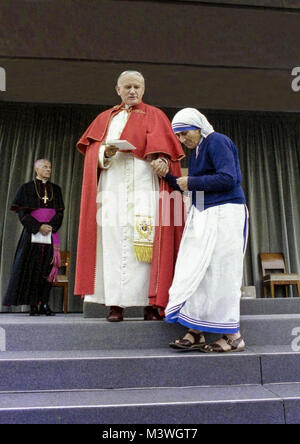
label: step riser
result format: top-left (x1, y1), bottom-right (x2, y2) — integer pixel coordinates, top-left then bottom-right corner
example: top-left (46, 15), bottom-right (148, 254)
top-left (1, 317), bottom-right (300, 351)
top-left (240, 299), bottom-right (300, 315)
top-left (0, 355), bottom-right (261, 392)
top-left (285, 400), bottom-right (300, 425)
top-left (240, 317), bottom-right (300, 347)
top-left (2, 352), bottom-right (300, 393)
top-left (84, 299), bottom-right (300, 318)
top-left (261, 354), bottom-right (300, 384)
top-left (0, 400), bottom-right (285, 424)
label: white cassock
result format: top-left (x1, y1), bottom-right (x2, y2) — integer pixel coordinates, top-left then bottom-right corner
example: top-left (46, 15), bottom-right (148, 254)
top-left (85, 110), bottom-right (159, 307)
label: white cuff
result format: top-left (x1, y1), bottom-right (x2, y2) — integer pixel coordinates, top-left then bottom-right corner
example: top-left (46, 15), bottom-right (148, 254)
top-left (99, 145), bottom-right (112, 169)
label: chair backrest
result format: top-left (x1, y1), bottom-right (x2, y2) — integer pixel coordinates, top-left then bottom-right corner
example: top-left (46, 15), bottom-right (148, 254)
top-left (259, 253), bottom-right (286, 276)
top-left (59, 250), bottom-right (70, 278)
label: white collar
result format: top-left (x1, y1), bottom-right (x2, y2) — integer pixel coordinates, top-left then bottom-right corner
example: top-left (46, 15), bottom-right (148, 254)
top-left (36, 177), bottom-right (48, 183)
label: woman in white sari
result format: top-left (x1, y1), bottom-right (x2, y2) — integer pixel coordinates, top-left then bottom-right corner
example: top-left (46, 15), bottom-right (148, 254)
top-left (153, 108), bottom-right (248, 353)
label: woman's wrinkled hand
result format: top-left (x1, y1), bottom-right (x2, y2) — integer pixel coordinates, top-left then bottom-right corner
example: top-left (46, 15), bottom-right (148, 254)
top-left (151, 158), bottom-right (169, 177)
top-left (176, 176), bottom-right (189, 191)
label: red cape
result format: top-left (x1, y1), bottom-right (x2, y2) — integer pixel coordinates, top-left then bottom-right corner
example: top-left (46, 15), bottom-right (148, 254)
top-left (75, 102), bottom-right (185, 311)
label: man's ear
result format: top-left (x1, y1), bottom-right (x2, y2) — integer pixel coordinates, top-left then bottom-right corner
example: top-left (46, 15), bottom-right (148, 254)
top-left (115, 85), bottom-right (121, 96)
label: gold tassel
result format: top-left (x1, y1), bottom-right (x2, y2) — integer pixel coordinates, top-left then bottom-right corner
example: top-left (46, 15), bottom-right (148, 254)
top-left (134, 245), bottom-right (153, 263)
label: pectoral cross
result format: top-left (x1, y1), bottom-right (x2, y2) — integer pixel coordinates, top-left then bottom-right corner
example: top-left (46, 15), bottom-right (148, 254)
top-left (43, 194), bottom-right (49, 204)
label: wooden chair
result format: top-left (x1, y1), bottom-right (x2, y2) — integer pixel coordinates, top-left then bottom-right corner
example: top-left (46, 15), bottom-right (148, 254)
top-left (259, 253), bottom-right (300, 298)
top-left (52, 250), bottom-right (70, 313)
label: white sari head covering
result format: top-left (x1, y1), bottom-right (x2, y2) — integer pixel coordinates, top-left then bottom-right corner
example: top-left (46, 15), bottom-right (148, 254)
top-left (172, 108), bottom-right (214, 138)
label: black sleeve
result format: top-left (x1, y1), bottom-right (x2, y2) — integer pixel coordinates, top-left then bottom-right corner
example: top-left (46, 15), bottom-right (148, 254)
top-left (18, 209), bottom-right (42, 234)
top-left (48, 211), bottom-right (64, 233)
top-left (163, 173), bottom-right (182, 193)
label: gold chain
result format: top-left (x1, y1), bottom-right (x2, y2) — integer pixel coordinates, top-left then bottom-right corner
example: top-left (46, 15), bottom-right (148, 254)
top-left (34, 179), bottom-right (53, 204)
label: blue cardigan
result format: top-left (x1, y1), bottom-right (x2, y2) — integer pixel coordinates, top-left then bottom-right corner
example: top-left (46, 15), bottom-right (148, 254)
top-left (165, 132), bottom-right (246, 209)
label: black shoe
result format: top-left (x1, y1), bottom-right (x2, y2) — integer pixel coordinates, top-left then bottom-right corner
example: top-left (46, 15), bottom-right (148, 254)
top-left (144, 306), bottom-right (163, 321)
top-left (29, 305), bottom-right (40, 316)
top-left (39, 304), bottom-right (56, 316)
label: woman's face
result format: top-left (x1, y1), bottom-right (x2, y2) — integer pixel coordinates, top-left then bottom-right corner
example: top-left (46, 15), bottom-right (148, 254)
top-left (175, 129), bottom-right (202, 149)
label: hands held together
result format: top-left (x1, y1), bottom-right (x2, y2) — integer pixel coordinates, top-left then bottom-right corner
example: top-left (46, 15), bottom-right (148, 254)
top-left (151, 159), bottom-right (188, 191)
top-left (151, 158), bottom-right (169, 178)
top-left (104, 148), bottom-right (189, 192)
top-left (39, 224), bottom-right (52, 235)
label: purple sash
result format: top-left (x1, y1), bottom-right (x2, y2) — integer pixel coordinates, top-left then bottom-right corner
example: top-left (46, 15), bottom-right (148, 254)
top-left (31, 209), bottom-right (60, 282)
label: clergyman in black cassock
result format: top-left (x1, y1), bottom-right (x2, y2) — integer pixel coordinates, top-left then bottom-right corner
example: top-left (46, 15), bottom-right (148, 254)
top-left (3, 159), bottom-right (64, 316)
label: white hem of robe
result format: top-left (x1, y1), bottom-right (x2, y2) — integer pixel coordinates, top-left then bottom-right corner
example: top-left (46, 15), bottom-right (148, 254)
top-left (165, 203), bottom-right (249, 334)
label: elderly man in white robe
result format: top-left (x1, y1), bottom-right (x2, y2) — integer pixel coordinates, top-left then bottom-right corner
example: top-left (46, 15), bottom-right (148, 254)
top-left (75, 71), bottom-right (185, 321)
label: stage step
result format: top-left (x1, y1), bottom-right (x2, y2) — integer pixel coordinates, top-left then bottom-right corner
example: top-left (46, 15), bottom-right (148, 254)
top-left (0, 349), bottom-right (260, 392)
top-left (0, 314), bottom-right (300, 351)
top-left (240, 298), bottom-right (300, 315)
top-left (1, 314), bottom-right (300, 424)
top-left (0, 384), bottom-right (290, 424)
top-left (0, 346), bottom-right (300, 393)
top-left (83, 297), bottom-right (300, 318)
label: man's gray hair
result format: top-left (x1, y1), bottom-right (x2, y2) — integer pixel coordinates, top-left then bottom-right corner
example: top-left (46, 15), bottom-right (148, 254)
top-left (117, 71), bottom-right (145, 86)
top-left (34, 159), bottom-right (51, 169)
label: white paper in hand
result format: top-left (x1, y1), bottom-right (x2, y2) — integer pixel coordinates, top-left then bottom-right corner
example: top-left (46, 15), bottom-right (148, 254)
top-left (31, 232), bottom-right (52, 244)
top-left (106, 140), bottom-right (136, 150)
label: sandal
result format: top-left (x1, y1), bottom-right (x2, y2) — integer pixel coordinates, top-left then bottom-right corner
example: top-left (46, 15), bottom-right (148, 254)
top-left (200, 335), bottom-right (245, 353)
top-left (169, 330), bottom-right (206, 350)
